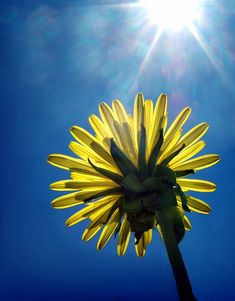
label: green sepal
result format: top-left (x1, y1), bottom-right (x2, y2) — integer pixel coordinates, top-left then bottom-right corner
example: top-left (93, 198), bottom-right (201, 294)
top-left (147, 128), bottom-right (164, 176)
top-left (175, 184), bottom-right (190, 212)
top-left (110, 139), bottom-right (139, 177)
top-left (88, 158), bottom-right (123, 184)
top-left (121, 173), bottom-right (146, 193)
top-left (160, 189), bottom-right (178, 208)
top-left (121, 195), bottom-right (144, 215)
top-left (175, 170), bottom-right (194, 177)
top-left (138, 124), bottom-right (147, 179)
top-left (129, 211), bottom-right (155, 233)
top-left (143, 176), bottom-right (166, 192)
top-left (153, 165), bottom-right (177, 185)
top-left (160, 144), bottom-right (185, 166)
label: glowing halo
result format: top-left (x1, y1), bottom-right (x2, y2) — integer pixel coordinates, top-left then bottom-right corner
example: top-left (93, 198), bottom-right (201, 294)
top-left (139, 0), bottom-right (202, 30)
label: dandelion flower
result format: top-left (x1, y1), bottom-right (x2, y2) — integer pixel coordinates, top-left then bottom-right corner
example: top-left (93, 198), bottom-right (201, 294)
top-left (48, 93), bottom-right (219, 301)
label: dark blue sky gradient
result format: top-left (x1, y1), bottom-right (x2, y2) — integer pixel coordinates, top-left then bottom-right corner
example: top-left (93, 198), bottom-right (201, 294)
top-left (1, 1), bottom-right (235, 300)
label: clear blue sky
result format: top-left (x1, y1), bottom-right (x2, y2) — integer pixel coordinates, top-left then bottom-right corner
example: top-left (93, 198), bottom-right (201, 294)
top-left (1, 1), bottom-right (235, 300)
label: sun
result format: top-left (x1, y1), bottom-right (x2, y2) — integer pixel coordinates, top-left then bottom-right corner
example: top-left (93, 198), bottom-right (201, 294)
top-left (139, 0), bottom-right (202, 30)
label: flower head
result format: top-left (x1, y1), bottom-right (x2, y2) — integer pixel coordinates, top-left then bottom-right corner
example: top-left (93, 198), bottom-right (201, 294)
top-left (48, 93), bottom-right (219, 256)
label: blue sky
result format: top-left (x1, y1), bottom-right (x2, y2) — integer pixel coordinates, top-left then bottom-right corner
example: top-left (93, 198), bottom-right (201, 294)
top-left (1, 1), bottom-right (235, 300)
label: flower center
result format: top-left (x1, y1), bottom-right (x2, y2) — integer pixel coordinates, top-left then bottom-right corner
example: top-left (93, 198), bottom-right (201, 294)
top-left (120, 165), bottom-right (178, 242)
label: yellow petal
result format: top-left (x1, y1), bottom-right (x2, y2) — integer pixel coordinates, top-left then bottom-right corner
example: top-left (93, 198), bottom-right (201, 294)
top-left (168, 140), bottom-right (206, 167)
top-left (135, 234), bottom-right (146, 257)
top-left (177, 178), bottom-right (216, 192)
top-left (87, 197), bottom-right (122, 222)
top-left (51, 192), bottom-right (83, 209)
top-left (112, 100), bottom-right (137, 162)
top-left (99, 102), bottom-right (128, 154)
top-left (149, 94), bottom-right (168, 155)
top-left (69, 141), bottom-right (113, 169)
top-left (82, 208), bottom-right (112, 241)
top-left (50, 179), bottom-right (118, 191)
top-left (145, 229), bottom-right (152, 245)
top-left (144, 99), bottom-right (154, 124)
top-left (122, 121), bottom-right (138, 164)
top-left (117, 215), bottom-right (131, 256)
top-left (70, 142), bottom-right (120, 175)
top-left (160, 107), bottom-right (191, 156)
top-left (113, 120), bottom-right (133, 158)
top-left (186, 195), bottom-right (211, 214)
top-left (169, 122), bottom-right (208, 155)
top-left (48, 154), bottom-right (97, 175)
top-left (134, 93), bottom-right (145, 148)
top-left (51, 187), bottom-right (115, 209)
top-left (128, 114), bottom-right (134, 132)
top-left (70, 172), bottom-right (106, 181)
top-left (70, 126), bottom-right (114, 166)
top-left (144, 100), bottom-right (154, 157)
top-left (172, 154), bottom-right (220, 171)
top-left (69, 141), bottom-right (93, 160)
top-left (135, 231), bottom-right (152, 257)
top-left (66, 195), bottom-right (119, 227)
top-left (89, 114), bottom-right (111, 147)
top-left (97, 208), bottom-right (121, 250)
top-left (157, 129), bottom-right (182, 163)
top-left (183, 215), bottom-right (192, 230)
top-left (112, 99), bottom-right (129, 125)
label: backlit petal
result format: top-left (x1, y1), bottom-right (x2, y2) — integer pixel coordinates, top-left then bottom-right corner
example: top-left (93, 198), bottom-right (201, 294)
top-left (183, 215), bottom-right (192, 230)
top-left (97, 208), bottom-right (121, 250)
top-left (177, 178), bottom-right (216, 192)
top-left (50, 179), bottom-right (118, 191)
top-left (99, 102), bottom-right (129, 155)
top-left (48, 154), bottom-right (97, 175)
top-left (148, 94), bottom-right (168, 156)
top-left (52, 187), bottom-right (119, 209)
top-left (82, 208), bottom-right (112, 241)
top-left (160, 107), bottom-right (191, 156)
top-left (168, 141), bottom-right (205, 167)
top-left (66, 195), bottom-right (119, 226)
top-left (71, 126), bottom-right (115, 166)
top-left (134, 93), bottom-right (145, 148)
top-left (89, 114), bottom-right (111, 147)
top-left (169, 122), bottom-right (208, 155)
top-left (51, 192), bottom-right (84, 209)
top-left (187, 195), bottom-right (211, 214)
top-left (117, 215), bottom-right (131, 256)
top-left (172, 154), bottom-right (220, 171)
top-left (135, 235), bottom-right (146, 257)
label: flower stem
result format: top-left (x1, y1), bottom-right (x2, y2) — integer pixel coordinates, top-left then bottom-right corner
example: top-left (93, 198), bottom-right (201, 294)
top-left (156, 208), bottom-right (197, 301)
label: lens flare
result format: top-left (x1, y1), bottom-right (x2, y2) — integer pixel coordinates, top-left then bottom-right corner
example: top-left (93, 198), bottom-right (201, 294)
top-left (140, 0), bottom-right (202, 30)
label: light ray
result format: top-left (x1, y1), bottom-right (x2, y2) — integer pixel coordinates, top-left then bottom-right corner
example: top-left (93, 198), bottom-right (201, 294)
top-left (187, 22), bottom-right (225, 77)
top-left (70, 1), bottom-right (229, 94)
top-left (132, 26), bottom-right (164, 87)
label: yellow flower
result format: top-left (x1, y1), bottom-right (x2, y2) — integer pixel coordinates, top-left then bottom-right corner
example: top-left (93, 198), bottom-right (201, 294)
top-left (48, 93), bottom-right (219, 257)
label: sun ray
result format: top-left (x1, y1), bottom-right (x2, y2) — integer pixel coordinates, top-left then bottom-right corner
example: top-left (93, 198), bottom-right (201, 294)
top-left (132, 26), bottom-right (164, 86)
top-left (187, 22), bottom-right (225, 77)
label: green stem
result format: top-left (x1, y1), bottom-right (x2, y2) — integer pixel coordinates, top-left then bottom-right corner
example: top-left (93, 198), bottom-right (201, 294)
top-left (156, 208), bottom-right (197, 301)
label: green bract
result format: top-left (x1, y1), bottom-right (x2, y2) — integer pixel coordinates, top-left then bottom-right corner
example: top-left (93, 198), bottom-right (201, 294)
top-left (112, 128), bottom-right (189, 242)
